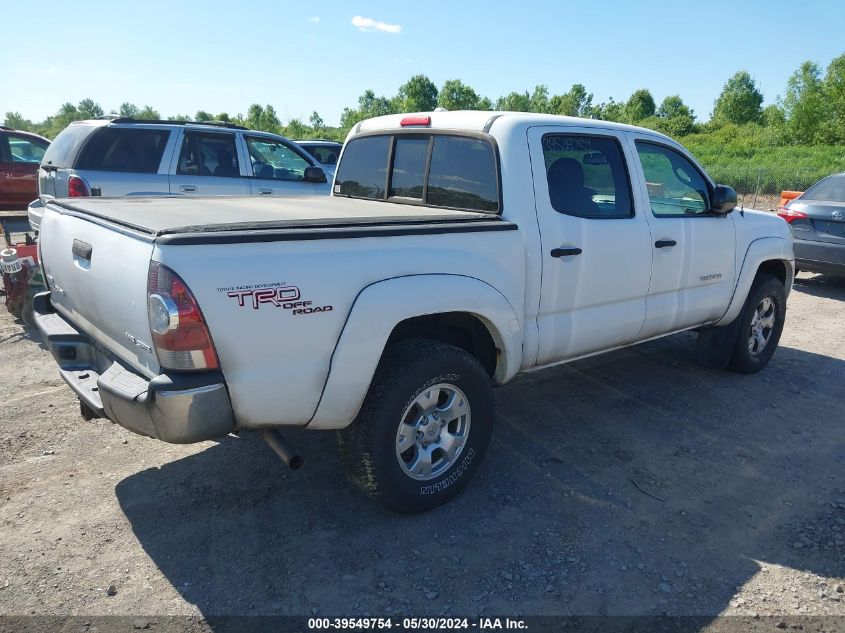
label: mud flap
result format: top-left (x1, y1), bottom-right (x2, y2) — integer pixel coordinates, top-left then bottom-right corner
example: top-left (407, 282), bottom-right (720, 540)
top-left (693, 316), bottom-right (743, 370)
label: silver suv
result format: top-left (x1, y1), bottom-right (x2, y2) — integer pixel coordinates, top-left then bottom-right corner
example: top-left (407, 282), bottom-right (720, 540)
top-left (29, 118), bottom-right (330, 231)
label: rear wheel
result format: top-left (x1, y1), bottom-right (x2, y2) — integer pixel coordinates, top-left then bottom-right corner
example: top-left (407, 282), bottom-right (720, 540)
top-left (337, 339), bottom-right (493, 513)
top-left (727, 273), bottom-right (786, 374)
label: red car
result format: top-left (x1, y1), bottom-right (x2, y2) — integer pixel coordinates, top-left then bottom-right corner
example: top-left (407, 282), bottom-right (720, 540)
top-left (0, 126), bottom-right (50, 210)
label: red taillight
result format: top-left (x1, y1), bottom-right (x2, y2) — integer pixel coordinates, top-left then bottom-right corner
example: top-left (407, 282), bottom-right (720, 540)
top-left (400, 115), bottom-right (431, 127)
top-left (777, 206), bottom-right (808, 224)
top-left (147, 261), bottom-right (219, 371)
top-left (67, 175), bottom-right (90, 197)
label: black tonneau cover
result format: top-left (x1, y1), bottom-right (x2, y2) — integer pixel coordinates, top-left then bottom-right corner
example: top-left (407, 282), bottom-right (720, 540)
top-left (47, 195), bottom-right (508, 239)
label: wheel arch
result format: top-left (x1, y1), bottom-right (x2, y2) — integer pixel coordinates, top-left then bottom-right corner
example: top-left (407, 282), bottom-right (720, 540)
top-left (307, 274), bottom-right (522, 430)
top-left (716, 237), bottom-right (794, 326)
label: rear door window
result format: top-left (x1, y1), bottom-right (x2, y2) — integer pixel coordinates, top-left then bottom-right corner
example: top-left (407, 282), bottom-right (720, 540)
top-left (542, 134), bottom-right (633, 219)
top-left (335, 133), bottom-right (499, 212)
top-left (177, 132), bottom-right (240, 177)
top-left (76, 127), bottom-right (170, 173)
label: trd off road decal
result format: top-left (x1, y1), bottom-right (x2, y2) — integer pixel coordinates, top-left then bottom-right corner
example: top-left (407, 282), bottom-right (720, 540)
top-left (217, 282), bottom-right (333, 315)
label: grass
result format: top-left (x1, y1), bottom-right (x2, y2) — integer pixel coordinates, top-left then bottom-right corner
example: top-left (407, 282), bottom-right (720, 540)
top-left (680, 124), bottom-right (845, 194)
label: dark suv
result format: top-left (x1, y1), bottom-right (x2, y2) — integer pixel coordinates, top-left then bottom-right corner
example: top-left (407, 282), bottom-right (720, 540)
top-left (30, 118), bottom-right (329, 231)
top-left (0, 126), bottom-right (50, 210)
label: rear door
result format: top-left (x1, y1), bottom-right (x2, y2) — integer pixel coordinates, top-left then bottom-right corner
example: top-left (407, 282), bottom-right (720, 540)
top-left (628, 137), bottom-right (736, 337)
top-left (39, 206), bottom-right (159, 376)
top-left (243, 134), bottom-right (329, 197)
top-left (528, 125), bottom-right (653, 364)
top-left (169, 130), bottom-right (250, 196)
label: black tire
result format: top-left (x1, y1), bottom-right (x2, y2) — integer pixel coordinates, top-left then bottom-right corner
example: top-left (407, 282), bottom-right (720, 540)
top-left (727, 273), bottom-right (786, 374)
top-left (337, 338), bottom-right (493, 514)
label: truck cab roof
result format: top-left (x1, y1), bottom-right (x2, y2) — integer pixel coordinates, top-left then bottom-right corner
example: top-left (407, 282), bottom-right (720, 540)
top-left (352, 110), bottom-right (678, 146)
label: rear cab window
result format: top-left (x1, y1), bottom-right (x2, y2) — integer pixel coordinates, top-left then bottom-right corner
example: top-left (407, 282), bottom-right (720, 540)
top-left (335, 132), bottom-right (500, 213)
top-left (76, 127), bottom-right (170, 173)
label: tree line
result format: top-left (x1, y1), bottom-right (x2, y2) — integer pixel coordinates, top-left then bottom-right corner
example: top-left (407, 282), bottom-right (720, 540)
top-left (5, 52), bottom-right (845, 147)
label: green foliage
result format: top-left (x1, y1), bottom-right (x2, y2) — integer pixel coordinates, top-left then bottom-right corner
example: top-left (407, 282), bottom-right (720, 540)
top-left (712, 71), bottom-right (763, 125)
top-left (496, 90), bottom-right (531, 112)
top-left (592, 98), bottom-right (625, 122)
top-left (784, 61), bottom-right (831, 144)
top-left (549, 83), bottom-right (592, 117)
top-left (396, 75), bottom-right (438, 112)
top-left (438, 79), bottom-right (481, 111)
top-left (309, 111), bottom-right (324, 133)
top-left (283, 118), bottom-right (310, 139)
top-left (624, 89), bottom-right (656, 123)
top-left (3, 111), bottom-right (34, 131)
top-left (826, 53), bottom-right (845, 144)
top-left (340, 89), bottom-right (397, 130)
top-left (529, 85), bottom-right (551, 114)
top-left (683, 123), bottom-right (845, 194)
top-left (243, 104), bottom-right (282, 134)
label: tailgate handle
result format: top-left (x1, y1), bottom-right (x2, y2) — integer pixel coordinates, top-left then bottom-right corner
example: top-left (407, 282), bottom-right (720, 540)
top-left (72, 239), bottom-right (93, 261)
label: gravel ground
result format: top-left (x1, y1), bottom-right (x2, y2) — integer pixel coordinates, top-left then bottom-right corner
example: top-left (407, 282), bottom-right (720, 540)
top-left (0, 272), bottom-right (843, 624)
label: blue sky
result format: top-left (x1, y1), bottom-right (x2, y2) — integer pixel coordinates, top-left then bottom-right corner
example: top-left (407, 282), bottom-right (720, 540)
top-left (2, 0), bottom-right (844, 126)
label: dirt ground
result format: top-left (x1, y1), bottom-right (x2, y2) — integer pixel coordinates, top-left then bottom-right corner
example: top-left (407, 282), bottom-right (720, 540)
top-left (0, 272), bottom-right (844, 625)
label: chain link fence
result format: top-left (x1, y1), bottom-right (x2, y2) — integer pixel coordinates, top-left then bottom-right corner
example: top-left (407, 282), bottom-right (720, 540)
top-left (706, 167), bottom-right (826, 211)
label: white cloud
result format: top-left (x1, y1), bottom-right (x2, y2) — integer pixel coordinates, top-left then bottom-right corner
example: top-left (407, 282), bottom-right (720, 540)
top-left (351, 15), bottom-right (402, 34)
top-left (307, 16), bottom-right (320, 23)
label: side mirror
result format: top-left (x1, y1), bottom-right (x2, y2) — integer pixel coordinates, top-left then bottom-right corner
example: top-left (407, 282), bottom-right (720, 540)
top-left (711, 184), bottom-right (737, 214)
top-left (304, 166), bottom-right (327, 184)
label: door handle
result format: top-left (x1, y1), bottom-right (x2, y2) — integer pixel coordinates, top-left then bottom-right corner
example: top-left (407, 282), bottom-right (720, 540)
top-left (550, 247), bottom-right (582, 258)
top-left (258, 188), bottom-right (273, 195)
top-left (654, 239), bottom-right (677, 248)
top-left (179, 184), bottom-right (197, 193)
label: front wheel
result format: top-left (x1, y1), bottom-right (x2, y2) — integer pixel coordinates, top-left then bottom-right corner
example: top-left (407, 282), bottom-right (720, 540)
top-left (727, 273), bottom-right (787, 374)
top-left (337, 339), bottom-right (493, 513)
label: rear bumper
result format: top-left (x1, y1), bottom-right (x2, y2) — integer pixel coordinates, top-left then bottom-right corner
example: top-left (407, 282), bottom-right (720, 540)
top-left (794, 238), bottom-right (845, 275)
top-left (33, 292), bottom-right (235, 443)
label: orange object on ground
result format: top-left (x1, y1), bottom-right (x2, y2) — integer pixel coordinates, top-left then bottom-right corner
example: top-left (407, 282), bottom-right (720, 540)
top-left (779, 190), bottom-right (803, 209)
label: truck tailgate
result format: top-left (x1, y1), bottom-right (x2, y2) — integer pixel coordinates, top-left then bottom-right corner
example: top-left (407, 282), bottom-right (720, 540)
top-left (39, 204), bottom-right (159, 377)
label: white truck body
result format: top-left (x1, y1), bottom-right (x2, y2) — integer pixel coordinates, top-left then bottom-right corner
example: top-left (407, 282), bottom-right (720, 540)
top-left (34, 111), bottom-right (794, 510)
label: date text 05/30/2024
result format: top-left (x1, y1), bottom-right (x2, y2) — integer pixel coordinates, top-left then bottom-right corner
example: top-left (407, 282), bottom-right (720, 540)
top-left (307, 617), bottom-right (527, 630)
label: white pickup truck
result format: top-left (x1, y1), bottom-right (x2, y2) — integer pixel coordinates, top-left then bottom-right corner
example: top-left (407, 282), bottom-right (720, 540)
top-left (33, 111), bottom-right (794, 513)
